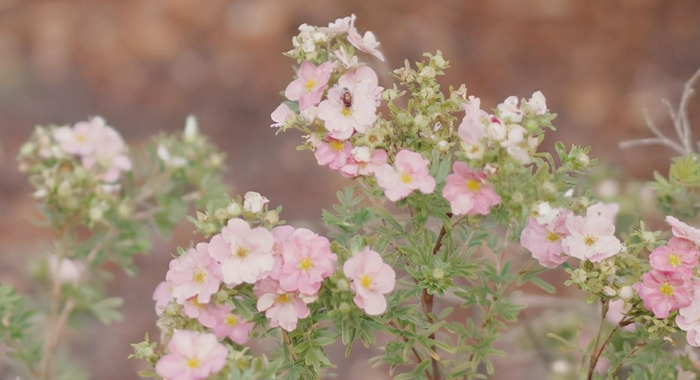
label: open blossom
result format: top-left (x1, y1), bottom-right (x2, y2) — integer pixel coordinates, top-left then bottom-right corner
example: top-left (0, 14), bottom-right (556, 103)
top-left (343, 247), bottom-right (395, 315)
top-left (676, 287), bottom-right (700, 346)
top-left (285, 61), bottom-right (333, 110)
top-left (182, 298), bottom-right (220, 328)
top-left (561, 205), bottom-right (622, 262)
top-left (254, 277), bottom-right (311, 331)
top-left (314, 140), bottom-right (352, 171)
top-left (520, 207), bottom-right (572, 268)
top-left (442, 162), bottom-right (500, 216)
top-left (208, 218), bottom-right (274, 286)
top-left (347, 17), bottom-right (384, 61)
top-left (635, 269), bottom-right (694, 318)
top-left (53, 121), bottom-right (97, 156)
top-left (525, 91), bottom-right (547, 116)
top-left (457, 96), bottom-right (487, 145)
top-left (153, 281), bottom-right (173, 316)
top-left (667, 216), bottom-right (700, 246)
top-left (211, 305), bottom-right (255, 345)
top-left (649, 237), bottom-right (698, 276)
top-left (155, 330), bottom-right (227, 380)
top-left (496, 96), bottom-right (524, 123)
top-left (375, 150), bottom-right (435, 201)
top-left (270, 102), bottom-right (293, 128)
top-left (243, 191), bottom-right (269, 213)
top-left (166, 242), bottom-right (222, 305)
top-left (317, 66), bottom-right (381, 140)
top-left (340, 147), bottom-right (388, 177)
top-left (278, 228), bottom-right (337, 295)
top-left (325, 14), bottom-right (355, 35)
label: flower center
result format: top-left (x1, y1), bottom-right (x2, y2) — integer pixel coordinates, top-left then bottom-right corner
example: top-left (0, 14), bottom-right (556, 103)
top-left (546, 231), bottom-right (561, 242)
top-left (466, 179), bottom-right (481, 191)
top-left (192, 270), bottom-right (206, 284)
top-left (341, 107), bottom-right (352, 117)
top-left (186, 357), bottom-right (200, 368)
top-left (660, 283), bottom-right (674, 297)
top-left (584, 235), bottom-right (597, 246)
top-left (669, 253), bottom-right (681, 267)
top-left (399, 172), bottom-right (413, 184)
top-left (360, 274), bottom-right (372, 288)
top-left (304, 79), bottom-right (317, 91)
top-left (330, 140), bottom-right (345, 151)
top-left (76, 134), bottom-right (88, 143)
top-left (235, 246), bottom-right (250, 258)
top-left (226, 315), bottom-right (239, 327)
top-left (299, 258), bottom-right (313, 270)
top-left (276, 293), bottom-right (291, 304)
top-left (192, 298), bottom-right (204, 309)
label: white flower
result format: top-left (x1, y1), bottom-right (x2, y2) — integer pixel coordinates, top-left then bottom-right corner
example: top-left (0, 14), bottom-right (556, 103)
top-left (184, 115), bottom-right (199, 141)
top-left (244, 191), bottom-right (269, 213)
top-left (525, 91), bottom-right (547, 116)
top-left (156, 145), bottom-right (187, 168)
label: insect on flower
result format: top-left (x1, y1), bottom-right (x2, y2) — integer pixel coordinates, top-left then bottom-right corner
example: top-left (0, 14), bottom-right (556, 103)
top-left (341, 88), bottom-right (353, 108)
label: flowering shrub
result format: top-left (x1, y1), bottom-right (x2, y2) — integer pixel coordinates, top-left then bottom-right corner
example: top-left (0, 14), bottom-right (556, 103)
top-left (4, 13), bottom-right (700, 380)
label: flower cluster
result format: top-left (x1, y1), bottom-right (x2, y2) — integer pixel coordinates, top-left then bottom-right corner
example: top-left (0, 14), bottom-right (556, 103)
top-left (521, 202), bottom-right (623, 268)
top-left (151, 193), bottom-right (396, 379)
top-left (635, 217), bottom-right (700, 346)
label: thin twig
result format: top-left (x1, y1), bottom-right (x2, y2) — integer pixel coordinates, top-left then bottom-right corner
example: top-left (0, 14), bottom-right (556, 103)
top-left (678, 67), bottom-right (700, 153)
top-left (388, 321), bottom-right (430, 378)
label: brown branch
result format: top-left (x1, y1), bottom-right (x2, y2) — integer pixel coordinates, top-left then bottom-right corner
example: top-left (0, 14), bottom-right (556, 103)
top-left (388, 321), bottom-right (430, 378)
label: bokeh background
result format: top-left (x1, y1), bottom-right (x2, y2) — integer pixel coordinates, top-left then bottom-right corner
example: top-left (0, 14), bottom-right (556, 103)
top-left (1, 0), bottom-right (700, 379)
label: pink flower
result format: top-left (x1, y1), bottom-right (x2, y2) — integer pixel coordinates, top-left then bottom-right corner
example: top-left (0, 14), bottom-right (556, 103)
top-left (211, 305), bottom-right (255, 345)
top-left (285, 61), bottom-right (333, 111)
top-left (587, 202), bottom-right (620, 223)
top-left (153, 281), bottom-right (173, 316)
top-left (375, 150), bottom-right (436, 201)
top-left (77, 117), bottom-right (132, 182)
top-left (270, 102), bottom-right (293, 128)
top-left (676, 287), bottom-right (700, 346)
top-left (182, 298), bottom-right (219, 328)
top-left (649, 237), bottom-right (698, 277)
top-left (340, 147), bottom-right (388, 177)
top-left (343, 247), bottom-right (395, 315)
top-left (155, 330), bottom-right (227, 380)
top-left (317, 67), bottom-right (381, 140)
top-left (208, 218), bottom-right (275, 286)
top-left (561, 207), bottom-right (622, 263)
top-left (314, 140), bottom-right (352, 171)
top-left (520, 208), bottom-right (572, 268)
top-left (667, 216), bottom-right (700, 246)
top-left (277, 228), bottom-right (337, 295)
top-left (347, 18), bottom-right (385, 61)
top-left (53, 122), bottom-right (97, 156)
top-left (254, 277), bottom-right (311, 331)
top-left (634, 269), bottom-right (694, 318)
top-left (166, 242), bottom-right (222, 305)
top-left (457, 97), bottom-right (487, 145)
top-left (442, 162), bottom-right (501, 215)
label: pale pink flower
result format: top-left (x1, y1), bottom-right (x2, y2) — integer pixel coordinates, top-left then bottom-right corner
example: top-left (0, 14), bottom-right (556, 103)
top-left (343, 247), bottom-right (395, 315)
top-left (270, 102), bottom-right (293, 128)
top-left (340, 147), bottom-right (388, 177)
top-left (47, 255), bottom-right (85, 285)
top-left (605, 299), bottom-right (635, 331)
top-left (325, 14), bottom-right (355, 35)
top-left (254, 277), bottom-right (311, 331)
top-left (525, 91), bottom-right (547, 116)
top-left (153, 281), bottom-right (173, 316)
top-left (79, 119), bottom-right (132, 182)
top-left (634, 269), bottom-right (694, 318)
top-left (676, 286), bottom-right (700, 346)
top-left (314, 140), bottom-right (352, 171)
top-left (347, 18), bottom-right (385, 61)
top-left (375, 150), bottom-right (435, 201)
top-left (166, 243), bottom-right (222, 305)
top-left (317, 67), bottom-right (381, 140)
top-left (649, 237), bottom-right (698, 277)
top-left (182, 298), bottom-right (219, 328)
top-left (208, 218), bottom-right (275, 286)
top-left (587, 202), bottom-right (620, 223)
top-left (561, 208), bottom-right (622, 262)
top-left (442, 162), bottom-right (501, 216)
top-left (285, 61), bottom-right (333, 111)
top-left (457, 96), bottom-right (487, 145)
top-left (211, 305), bottom-right (255, 345)
top-left (496, 96), bottom-right (523, 123)
top-left (53, 122), bottom-right (97, 156)
top-left (520, 208), bottom-right (572, 268)
top-left (155, 330), bottom-right (227, 380)
top-left (278, 228), bottom-right (337, 295)
top-left (332, 47), bottom-right (359, 69)
top-left (667, 216), bottom-right (700, 246)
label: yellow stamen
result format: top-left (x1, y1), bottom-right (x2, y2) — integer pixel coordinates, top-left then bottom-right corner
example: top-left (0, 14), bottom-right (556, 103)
top-left (669, 253), bottom-right (681, 267)
top-left (584, 235), bottom-right (597, 246)
top-left (305, 79), bottom-right (317, 91)
top-left (235, 246), bottom-right (250, 258)
top-left (546, 231), bottom-right (560, 242)
top-left (341, 108), bottom-right (352, 117)
top-left (330, 140), bottom-right (345, 151)
top-left (399, 173), bottom-right (412, 184)
top-left (225, 315), bottom-right (239, 327)
top-left (466, 179), bottom-right (481, 191)
top-left (276, 294), bottom-right (291, 304)
top-left (192, 270), bottom-right (206, 284)
top-left (299, 258), bottom-right (313, 270)
top-left (192, 298), bottom-right (204, 309)
top-left (660, 283), bottom-right (674, 297)
top-left (186, 357), bottom-right (200, 368)
top-left (360, 274), bottom-right (372, 288)
top-left (76, 134), bottom-right (87, 143)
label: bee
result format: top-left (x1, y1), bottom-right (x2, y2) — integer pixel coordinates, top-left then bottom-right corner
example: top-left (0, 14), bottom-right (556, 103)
top-left (341, 88), bottom-right (353, 108)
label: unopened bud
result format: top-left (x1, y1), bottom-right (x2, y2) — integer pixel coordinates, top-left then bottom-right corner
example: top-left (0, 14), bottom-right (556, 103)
top-left (619, 286), bottom-right (635, 301)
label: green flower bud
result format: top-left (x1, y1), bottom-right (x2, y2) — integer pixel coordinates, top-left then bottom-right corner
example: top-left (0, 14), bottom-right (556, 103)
top-left (336, 278), bottom-right (349, 292)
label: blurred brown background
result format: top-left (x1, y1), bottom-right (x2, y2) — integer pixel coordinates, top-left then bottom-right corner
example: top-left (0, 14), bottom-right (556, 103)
top-left (1, 0), bottom-right (699, 379)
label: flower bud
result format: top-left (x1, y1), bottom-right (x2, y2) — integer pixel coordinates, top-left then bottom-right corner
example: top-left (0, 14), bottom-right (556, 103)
top-left (602, 286), bottom-right (616, 297)
top-left (432, 268), bottom-right (445, 280)
top-left (577, 153), bottom-right (590, 167)
top-left (244, 191), bottom-right (269, 214)
top-left (184, 115), bottom-right (199, 142)
top-left (336, 278), bottom-right (349, 292)
top-left (339, 301), bottom-right (352, 313)
top-left (571, 268), bottom-right (587, 284)
top-left (264, 210), bottom-right (279, 225)
top-left (642, 231), bottom-right (656, 244)
top-left (618, 286), bottom-right (635, 301)
top-left (227, 202), bottom-right (242, 217)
